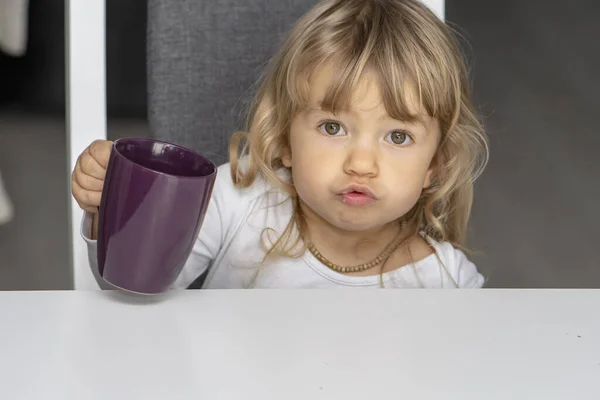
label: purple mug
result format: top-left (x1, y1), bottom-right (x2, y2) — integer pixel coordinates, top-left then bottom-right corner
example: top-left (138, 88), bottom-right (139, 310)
top-left (97, 137), bottom-right (217, 294)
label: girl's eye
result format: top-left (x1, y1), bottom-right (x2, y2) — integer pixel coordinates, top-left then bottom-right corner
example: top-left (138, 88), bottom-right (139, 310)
top-left (319, 121), bottom-right (346, 136)
top-left (385, 130), bottom-right (413, 146)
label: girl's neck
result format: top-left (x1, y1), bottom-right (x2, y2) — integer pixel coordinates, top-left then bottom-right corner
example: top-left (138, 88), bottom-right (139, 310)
top-left (299, 200), bottom-right (405, 267)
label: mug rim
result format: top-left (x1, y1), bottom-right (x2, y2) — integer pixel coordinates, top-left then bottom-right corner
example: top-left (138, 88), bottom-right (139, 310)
top-left (112, 137), bottom-right (218, 180)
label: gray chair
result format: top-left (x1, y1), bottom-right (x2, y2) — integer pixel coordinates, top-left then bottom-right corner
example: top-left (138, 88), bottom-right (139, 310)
top-left (146, 0), bottom-right (317, 287)
top-left (147, 0), bottom-right (317, 166)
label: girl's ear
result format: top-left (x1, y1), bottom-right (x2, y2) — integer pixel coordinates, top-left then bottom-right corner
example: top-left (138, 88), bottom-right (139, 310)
top-left (423, 152), bottom-right (441, 189)
top-left (423, 168), bottom-right (434, 189)
top-left (282, 146), bottom-right (292, 168)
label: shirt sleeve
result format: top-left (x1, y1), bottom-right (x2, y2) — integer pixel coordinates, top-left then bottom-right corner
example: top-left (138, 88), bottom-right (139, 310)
top-left (452, 248), bottom-right (485, 288)
top-left (80, 212), bottom-right (114, 290)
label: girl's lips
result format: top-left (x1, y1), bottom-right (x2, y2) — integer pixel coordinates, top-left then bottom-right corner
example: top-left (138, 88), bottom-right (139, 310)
top-left (339, 185), bottom-right (377, 206)
top-left (341, 191), bottom-right (376, 206)
top-left (340, 184), bottom-right (376, 198)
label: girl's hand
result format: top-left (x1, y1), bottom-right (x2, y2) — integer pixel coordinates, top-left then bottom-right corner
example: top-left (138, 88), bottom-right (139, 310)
top-left (71, 140), bottom-right (112, 213)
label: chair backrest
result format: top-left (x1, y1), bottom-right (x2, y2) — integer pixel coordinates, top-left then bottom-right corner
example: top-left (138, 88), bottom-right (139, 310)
top-left (146, 0), bottom-right (445, 165)
top-left (147, 0), bottom-right (317, 165)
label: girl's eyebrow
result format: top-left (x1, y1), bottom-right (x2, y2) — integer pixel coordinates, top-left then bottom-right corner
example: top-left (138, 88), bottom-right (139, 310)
top-left (307, 103), bottom-right (432, 131)
top-left (313, 101), bottom-right (332, 111)
top-left (378, 113), bottom-right (430, 128)
top-left (305, 104), bottom-right (337, 115)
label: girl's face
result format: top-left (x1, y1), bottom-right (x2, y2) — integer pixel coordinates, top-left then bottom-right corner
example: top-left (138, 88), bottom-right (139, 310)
top-left (283, 65), bottom-right (440, 233)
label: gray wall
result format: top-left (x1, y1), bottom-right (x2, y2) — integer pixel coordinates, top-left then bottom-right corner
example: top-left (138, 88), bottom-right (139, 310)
top-left (448, 0), bottom-right (599, 287)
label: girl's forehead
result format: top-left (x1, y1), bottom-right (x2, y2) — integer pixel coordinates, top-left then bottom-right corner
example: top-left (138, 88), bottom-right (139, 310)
top-left (305, 64), bottom-right (426, 119)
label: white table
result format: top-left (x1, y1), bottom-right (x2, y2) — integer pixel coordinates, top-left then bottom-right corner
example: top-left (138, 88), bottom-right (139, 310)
top-left (1, 290), bottom-right (599, 399)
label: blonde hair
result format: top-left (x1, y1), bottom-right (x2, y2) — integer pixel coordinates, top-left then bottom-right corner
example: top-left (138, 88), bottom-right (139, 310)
top-left (230, 0), bottom-right (489, 262)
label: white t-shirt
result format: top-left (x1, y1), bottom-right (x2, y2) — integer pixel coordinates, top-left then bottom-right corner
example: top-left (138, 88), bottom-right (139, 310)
top-left (82, 163), bottom-right (484, 289)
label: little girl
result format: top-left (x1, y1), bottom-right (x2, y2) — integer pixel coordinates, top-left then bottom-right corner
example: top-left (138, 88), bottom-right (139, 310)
top-left (72, 0), bottom-right (489, 289)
